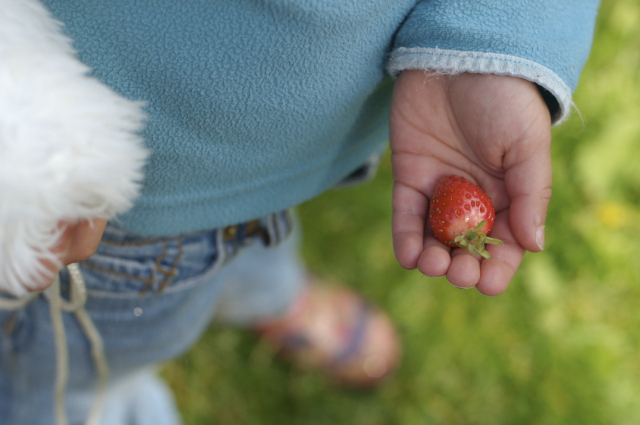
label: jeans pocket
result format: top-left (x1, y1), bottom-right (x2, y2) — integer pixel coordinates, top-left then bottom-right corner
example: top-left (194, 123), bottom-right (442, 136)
top-left (65, 226), bottom-right (232, 372)
top-left (79, 225), bottom-right (224, 298)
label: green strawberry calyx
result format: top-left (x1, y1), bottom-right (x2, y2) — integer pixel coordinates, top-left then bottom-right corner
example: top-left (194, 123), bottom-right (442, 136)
top-left (453, 221), bottom-right (503, 259)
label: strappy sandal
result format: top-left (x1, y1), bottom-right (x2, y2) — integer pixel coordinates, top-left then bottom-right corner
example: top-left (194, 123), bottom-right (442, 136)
top-left (253, 280), bottom-right (400, 387)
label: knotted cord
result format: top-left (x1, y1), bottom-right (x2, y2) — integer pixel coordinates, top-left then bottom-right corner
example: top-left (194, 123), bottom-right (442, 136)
top-left (0, 264), bottom-right (108, 425)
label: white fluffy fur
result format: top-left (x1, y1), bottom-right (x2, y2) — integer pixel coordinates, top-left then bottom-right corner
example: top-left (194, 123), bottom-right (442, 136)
top-left (0, 0), bottom-right (149, 296)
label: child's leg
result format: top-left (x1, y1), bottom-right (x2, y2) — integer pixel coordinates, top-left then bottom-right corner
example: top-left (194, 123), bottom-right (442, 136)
top-left (0, 210), bottom-right (398, 424)
top-left (92, 367), bottom-right (182, 425)
top-left (214, 217), bottom-right (400, 388)
top-left (213, 221), bottom-right (306, 325)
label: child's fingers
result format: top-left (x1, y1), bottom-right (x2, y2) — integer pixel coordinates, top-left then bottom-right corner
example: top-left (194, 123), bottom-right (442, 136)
top-left (30, 218), bottom-right (108, 292)
top-left (416, 226), bottom-right (452, 277)
top-left (475, 210), bottom-right (525, 296)
top-left (392, 182), bottom-right (428, 269)
top-left (504, 143), bottom-right (552, 253)
top-left (445, 252), bottom-right (481, 288)
top-left (63, 218), bottom-right (107, 265)
top-left (419, 210), bottom-right (524, 295)
top-left (502, 94), bottom-right (553, 253)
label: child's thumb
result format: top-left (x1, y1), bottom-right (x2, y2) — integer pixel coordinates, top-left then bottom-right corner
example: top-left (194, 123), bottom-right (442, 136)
top-left (504, 134), bottom-right (552, 253)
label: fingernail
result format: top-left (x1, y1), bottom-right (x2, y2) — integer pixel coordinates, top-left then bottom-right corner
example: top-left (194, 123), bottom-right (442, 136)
top-left (536, 225), bottom-right (545, 250)
top-left (447, 278), bottom-right (473, 289)
top-left (477, 288), bottom-right (497, 297)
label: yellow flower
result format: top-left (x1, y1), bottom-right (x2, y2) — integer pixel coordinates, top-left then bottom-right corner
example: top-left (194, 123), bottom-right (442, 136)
top-left (596, 202), bottom-right (629, 229)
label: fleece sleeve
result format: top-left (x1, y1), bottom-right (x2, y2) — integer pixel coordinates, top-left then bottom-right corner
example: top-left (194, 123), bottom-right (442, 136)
top-left (387, 0), bottom-right (601, 124)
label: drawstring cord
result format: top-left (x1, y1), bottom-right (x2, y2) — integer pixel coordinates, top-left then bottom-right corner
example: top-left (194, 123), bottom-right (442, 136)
top-left (0, 264), bottom-right (108, 425)
top-left (0, 212), bottom-right (293, 424)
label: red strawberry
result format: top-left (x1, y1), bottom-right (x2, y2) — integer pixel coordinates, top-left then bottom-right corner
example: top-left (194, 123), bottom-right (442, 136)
top-left (428, 175), bottom-right (502, 259)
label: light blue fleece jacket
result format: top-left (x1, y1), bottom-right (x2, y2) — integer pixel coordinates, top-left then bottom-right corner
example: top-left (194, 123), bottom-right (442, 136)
top-left (41, 0), bottom-right (599, 236)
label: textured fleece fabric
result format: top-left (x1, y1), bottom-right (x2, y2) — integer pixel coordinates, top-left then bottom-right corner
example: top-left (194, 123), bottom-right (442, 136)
top-left (41, 0), bottom-right (600, 236)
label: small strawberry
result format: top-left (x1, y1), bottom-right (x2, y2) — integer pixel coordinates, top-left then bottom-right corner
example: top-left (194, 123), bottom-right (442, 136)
top-left (428, 175), bottom-right (502, 259)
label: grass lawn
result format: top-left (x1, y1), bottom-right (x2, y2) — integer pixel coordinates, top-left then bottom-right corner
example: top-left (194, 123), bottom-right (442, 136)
top-left (162, 1), bottom-right (640, 423)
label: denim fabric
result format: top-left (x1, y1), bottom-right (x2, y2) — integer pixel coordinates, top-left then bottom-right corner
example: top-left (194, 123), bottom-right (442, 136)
top-left (0, 211), bottom-right (300, 425)
top-left (213, 217), bottom-right (305, 326)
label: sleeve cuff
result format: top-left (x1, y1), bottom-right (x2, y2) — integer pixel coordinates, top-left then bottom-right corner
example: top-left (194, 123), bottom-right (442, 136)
top-left (387, 46), bottom-right (573, 125)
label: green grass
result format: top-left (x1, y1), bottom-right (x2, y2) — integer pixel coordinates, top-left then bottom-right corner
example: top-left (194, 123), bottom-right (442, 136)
top-left (162, 1), bottom-right (640, 423)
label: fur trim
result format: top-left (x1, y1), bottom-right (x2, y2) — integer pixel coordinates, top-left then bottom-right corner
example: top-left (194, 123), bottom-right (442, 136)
top-left (0, 0), bottom-right (149, 296)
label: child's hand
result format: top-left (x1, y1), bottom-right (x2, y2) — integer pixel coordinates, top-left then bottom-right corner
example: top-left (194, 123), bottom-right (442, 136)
top-left (33, 219), bottom-right (107, 292)
top-left (390, 70), bottom-right (552, 296)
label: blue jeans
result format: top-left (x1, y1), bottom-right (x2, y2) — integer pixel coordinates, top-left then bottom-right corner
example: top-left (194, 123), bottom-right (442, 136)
top-left (0, 211), bottom-right (304, 425)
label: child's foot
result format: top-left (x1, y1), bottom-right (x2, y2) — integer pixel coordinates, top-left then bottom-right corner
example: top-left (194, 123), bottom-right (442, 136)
top-left (253, 278), bottom-right (400, 387)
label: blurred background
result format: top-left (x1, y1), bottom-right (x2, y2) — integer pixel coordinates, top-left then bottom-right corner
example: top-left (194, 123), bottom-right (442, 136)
top-left (161, 1), bottom-right (640, 423)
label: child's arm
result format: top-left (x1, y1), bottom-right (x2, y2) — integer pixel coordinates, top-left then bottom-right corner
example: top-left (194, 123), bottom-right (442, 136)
top-left (390, 70), bottom-right (552, 295)
top-left (387, 0), bottom-right (600, 295)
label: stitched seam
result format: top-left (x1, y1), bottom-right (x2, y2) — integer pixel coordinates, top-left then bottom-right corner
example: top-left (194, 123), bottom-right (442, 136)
top-left (387, 47), bottom-right (570, 91)
top-left (158, 240), bottom-right (183, 293)
top-left (81, 262), bottom-right (153, 284)
top-left (396, 49), bottom-right (566, 87)
top-left (100, 237), bottom-right (182, 246)
top-left (2, 313), bottom-right (17, 336)
top-left (100, 228), bottom-right (211, 246)
top-left (86, 230), bottom-right (228, 299)
top-left (140, 244), bottom-right (168, 295)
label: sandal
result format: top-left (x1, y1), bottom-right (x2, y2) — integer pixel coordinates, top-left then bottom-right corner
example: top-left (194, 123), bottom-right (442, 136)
top-left (253, 279), bottom-right (401, 387)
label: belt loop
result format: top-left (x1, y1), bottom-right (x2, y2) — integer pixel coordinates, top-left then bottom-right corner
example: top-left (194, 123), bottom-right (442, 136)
top-left (263, 209), bottom-right (293, 247)
top-left (221, 209), bottom-right (294, 250)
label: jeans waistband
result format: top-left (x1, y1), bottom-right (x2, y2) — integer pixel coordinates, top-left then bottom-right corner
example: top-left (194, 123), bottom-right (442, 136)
top-left (80, 209), bottom-right (295, 296)
top-left (219, 209), bottom-right (294, 250)
top-left (105, 209), bottom-right (293, 249)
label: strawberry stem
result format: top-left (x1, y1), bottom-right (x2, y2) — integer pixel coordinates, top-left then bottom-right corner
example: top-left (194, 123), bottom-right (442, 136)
top-left (453, 221), bottom-right (503, 259)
